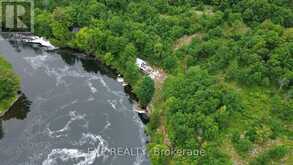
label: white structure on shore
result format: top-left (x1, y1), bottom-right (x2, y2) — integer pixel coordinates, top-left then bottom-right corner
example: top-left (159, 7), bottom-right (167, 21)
top-left (24, 36), bottom-right (57, 50)
top-left (117, 75), bottom-right (128, 86)
top-left (28, 36), bottom-right (56, 50)
top-left (14, 34), bottom-right (57, 51)
top-left (136, 58), bottom-right (160, 80)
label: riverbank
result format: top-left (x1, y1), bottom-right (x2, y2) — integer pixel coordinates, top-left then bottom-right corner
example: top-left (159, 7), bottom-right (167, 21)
top-left (0, 56), bottom-right (21, 117)
top-left (15, 33), bottom-right (160, 120)
top-left (0, 36), bottom-right (150, 164)
top-left (0, 94), bottom-right (22, 118)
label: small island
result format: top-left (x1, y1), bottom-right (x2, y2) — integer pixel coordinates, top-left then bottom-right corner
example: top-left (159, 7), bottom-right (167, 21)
top-left (0, 56), bottom-right (20, 116)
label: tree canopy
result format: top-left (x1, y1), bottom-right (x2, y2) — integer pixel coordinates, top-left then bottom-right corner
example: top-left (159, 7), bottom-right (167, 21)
top-left (0, 56), bottom-right (20, 112)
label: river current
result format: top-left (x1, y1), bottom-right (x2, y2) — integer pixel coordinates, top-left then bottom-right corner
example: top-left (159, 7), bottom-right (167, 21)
top-left (0, 35), bottom-right (150, 165)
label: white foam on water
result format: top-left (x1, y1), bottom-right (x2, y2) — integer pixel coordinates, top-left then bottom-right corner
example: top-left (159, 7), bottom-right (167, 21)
top-left (24, 54), bottom-right (51, 70)
top-left (132, 114), bottom-right (148, 165)
top-left (47, 111), bottom-right (88, 138)
top-left (87, 81), bottom-right (97, 94)
top-left (100, 120), bottom-right (111, 133)
top-left (24, 55), bottom-right (113, 90)
top-left (87, 97), bottom-right (95, 102)
top-left (107, 99), bottom-right (118, 111)
top-left (98, 77), bottom-right (107, 88)
top-left (24, 54), bottom-right (148, 165)
top-left (25, 55), bottom-right (129, 112)
top-left (97, 114), bottom-right (112, 134)
top-left (42, 133), bottom-right (109, 165)
top-left (90, 76), bottom-right (121, 96)
top-left (60, 99), bottom-right (79, 110)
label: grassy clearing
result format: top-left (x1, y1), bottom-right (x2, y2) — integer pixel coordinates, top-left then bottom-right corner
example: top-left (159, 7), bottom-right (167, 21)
top-left (217, 77), bottom-right (293, 164)
top-left (173, 33), bottom-right (202, 51)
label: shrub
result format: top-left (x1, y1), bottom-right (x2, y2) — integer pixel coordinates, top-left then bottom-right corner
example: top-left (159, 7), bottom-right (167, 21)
top-left (0, 57), bottom-right (20, 102)
top-left (134, 76), bottom-right (155, 107)
top-left (250, 145), bottom-right (288, 165)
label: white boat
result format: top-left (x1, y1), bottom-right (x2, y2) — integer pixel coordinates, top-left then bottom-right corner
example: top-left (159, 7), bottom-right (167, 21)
top-left (15, 34), bottom-right (57, 50)
top-left (26, 36), bottom-right (57, 50)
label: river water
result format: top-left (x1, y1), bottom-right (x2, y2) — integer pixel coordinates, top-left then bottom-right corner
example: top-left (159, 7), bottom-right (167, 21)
top-left (0, 35), bottom-right (150, 165)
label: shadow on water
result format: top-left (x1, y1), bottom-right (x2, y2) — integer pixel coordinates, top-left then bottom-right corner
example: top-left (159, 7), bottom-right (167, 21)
top-left (0, 95), bottom-right (31, 139)
top-left (58, 49), bottom-right (118, 79)
top-left (58, 49), bottom-right (141, 105)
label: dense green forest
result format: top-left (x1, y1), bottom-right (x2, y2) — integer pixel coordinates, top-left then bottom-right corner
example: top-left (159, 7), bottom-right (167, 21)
top-left (0, 56), bottom-right (20, 113)
top-left (33, 0), bottom-right (292, 164)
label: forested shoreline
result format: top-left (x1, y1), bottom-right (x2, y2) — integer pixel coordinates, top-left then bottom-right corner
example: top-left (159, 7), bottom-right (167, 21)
top-left (33, 0), bottom-right (292, 164)
top-left (0, 56), bottom-right (20, 114)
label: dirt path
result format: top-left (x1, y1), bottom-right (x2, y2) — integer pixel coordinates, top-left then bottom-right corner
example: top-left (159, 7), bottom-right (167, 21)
top-left (173, 33), bottom-right (202, 51)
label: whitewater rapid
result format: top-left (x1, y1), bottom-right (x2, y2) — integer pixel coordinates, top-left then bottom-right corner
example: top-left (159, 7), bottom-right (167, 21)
top-left (0, 36), bottom-right (149, 165)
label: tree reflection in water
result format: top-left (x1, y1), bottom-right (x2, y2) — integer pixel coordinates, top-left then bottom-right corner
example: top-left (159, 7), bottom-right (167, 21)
top-left (0, 95), bottom-right (31, 139)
